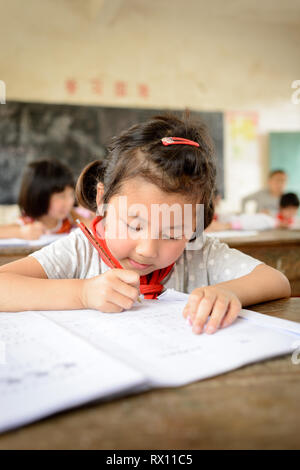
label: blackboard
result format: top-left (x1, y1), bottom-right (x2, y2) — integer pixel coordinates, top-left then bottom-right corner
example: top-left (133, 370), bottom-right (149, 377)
top-left (0, 101), bottom-right (224, 204)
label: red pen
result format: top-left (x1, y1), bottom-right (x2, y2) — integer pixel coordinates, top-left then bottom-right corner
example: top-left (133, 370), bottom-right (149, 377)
top-left (76, 219), bottom-right (142, 303)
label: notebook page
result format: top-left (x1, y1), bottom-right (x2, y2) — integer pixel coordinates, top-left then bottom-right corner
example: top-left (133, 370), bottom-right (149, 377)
top-left (0, 312), bottom-right (146, 433)
top-left (41, 296), bottom-right (299, 387)
top-left (240, 309), bottom-right (300, 336)
top-left (0, 238), bottom-right (29, 247)
top-left (160, 290), bottom-right (300, 335)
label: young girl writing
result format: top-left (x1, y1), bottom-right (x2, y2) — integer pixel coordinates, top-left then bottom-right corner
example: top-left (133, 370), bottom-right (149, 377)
top-left (0, 115), bottom-right (290, 335)
top-left (0, 159), bottom-right (93, 240)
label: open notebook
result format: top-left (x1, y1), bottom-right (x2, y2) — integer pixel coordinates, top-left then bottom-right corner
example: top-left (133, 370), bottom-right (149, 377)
top-left (0, 288), bottom-right (299, 434)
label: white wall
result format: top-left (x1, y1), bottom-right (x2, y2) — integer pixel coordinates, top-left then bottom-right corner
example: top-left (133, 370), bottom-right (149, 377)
top-left (1, 0), bottom-right (300, 211)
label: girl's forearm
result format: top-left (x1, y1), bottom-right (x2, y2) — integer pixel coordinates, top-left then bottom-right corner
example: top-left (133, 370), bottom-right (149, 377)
top-left (215, 264), bottom-right (291, 306)
top-left (0, 224), bottom-right (22, 239)
top-left (0, 273), bottom-right (85, 312)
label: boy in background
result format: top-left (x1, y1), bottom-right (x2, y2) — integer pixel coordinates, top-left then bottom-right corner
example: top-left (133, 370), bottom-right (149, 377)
top-left (206, 192), bottom-right (300, 232)
top-left (241, 169), bottom-right (287, 216)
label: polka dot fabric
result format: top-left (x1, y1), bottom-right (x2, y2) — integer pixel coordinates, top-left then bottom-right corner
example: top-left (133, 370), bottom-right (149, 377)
top-left (30, 230), bottom-right (263, 295)
top-left (163, 234), bottom-right (263, 294)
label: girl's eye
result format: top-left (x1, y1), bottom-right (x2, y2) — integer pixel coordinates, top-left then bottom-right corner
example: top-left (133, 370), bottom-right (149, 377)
top-left (162, 235), bottom-right (182, 241)
top-left (127, 224), bottom-right (142, 232)
top-left (125, 220), bottom-right (181, 239)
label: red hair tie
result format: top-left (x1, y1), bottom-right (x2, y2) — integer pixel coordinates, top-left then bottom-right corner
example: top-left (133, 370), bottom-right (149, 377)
top-left (161, 137), bottom-right (199, 148)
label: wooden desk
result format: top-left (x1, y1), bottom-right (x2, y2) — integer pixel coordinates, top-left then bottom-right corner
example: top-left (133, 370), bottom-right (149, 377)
top-left (0, 246), bottom-right (38, 266)
top-left (220, 229), bottom-right (300, 296)
top-left (0, 298), bottom-right (299, 450)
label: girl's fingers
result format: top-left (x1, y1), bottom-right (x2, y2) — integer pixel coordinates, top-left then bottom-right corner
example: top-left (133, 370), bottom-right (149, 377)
top-left (105, 287), bottom-right (136, 310)
top-left (104, 270), bottom-right (140, 301)
top-left (220, 299), bottom-right (242, 329)
top-left (183, 291), bottom-right (204, 319)
top-left (112, 277), bottom-right (139, 302)
top-left (204, 297), bottom-right (230, 334)
top-left (192, 293), bottom-right (217, 334)
top-left (100, 301), bottom-right (124, 313)
top-left (114, 269), bottom-right (140, 288)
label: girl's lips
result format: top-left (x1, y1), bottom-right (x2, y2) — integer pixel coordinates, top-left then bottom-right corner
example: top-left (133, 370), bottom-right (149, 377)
top-left (128, 258), bottom-right (152, 269)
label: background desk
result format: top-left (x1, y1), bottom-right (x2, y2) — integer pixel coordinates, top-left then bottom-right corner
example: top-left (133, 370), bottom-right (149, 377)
top-left (0, 246), bottom-right (38, 266)
top-left (0, 298), bottom-right (299, 450)
top-left (219, 229), bottom-right (300, 296)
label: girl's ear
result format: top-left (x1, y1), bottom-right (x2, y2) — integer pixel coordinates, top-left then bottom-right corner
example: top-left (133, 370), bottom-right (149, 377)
top-left (96, 182), bottom-right (105, 214)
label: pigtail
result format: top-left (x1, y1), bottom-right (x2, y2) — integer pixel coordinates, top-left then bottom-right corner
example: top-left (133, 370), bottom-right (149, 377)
top-left (75, 160), bottom-right (107, 212)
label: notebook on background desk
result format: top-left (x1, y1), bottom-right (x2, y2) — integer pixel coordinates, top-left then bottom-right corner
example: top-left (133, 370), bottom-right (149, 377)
top-left (0, 233), bottom-right (68, 248)
top-left (206, 230), bottom-right (258, 238)
top-left (0, 288), bottom-right (299, 434)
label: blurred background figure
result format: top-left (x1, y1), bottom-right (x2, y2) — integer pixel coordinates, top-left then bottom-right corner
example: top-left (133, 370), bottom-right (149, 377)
top-left (0, 159), bottom-right (94, 240)
top-left (241, 170), bottom-right (287, 216)
top-left (207, 191), bottom-right (300, 232)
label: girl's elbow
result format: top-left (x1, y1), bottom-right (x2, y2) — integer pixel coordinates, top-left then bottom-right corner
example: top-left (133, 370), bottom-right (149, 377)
top-left (273, 268), bottom-right (291, 298)
top-left (257, 264), bottom-right (291, 299)
top-left (281, 272), bottom-right (291, 298)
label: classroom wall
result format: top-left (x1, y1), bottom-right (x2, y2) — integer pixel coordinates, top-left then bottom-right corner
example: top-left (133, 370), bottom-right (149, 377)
top-left (1, 0), bottom-right (300, 211)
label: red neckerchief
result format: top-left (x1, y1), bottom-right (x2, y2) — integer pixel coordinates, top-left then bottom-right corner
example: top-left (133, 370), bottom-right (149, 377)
top-left (276, 213), bottom-right (294, 226)
top-left (19, 215), bottom-right (73, 234)
top-left (91, 216), bottom-right (175, 299)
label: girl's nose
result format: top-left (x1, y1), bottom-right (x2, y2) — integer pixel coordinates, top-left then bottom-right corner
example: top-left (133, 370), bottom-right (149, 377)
top-left (135, 237), bottom-right (159, 260)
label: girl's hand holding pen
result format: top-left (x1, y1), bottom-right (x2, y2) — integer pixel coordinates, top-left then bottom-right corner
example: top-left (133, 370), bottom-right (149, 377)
top-left (80, 269), bottom-right (141, 313)
top-left (20, 221), bottom-right (46, 240)
top-left (182, 286), bottom-right (241, 335)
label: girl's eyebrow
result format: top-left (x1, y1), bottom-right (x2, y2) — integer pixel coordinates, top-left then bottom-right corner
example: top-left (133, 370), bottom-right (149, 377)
top-left (126, 214), bottom-right (184, 229)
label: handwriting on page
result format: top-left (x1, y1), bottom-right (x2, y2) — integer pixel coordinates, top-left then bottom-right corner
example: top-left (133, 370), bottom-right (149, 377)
top-left (0, 313), bottom-right (77, 383)
top-left (0, 312), bottom-right (143, 390)
top-left (0, 311), bottom-right (145, 433)
top-left (41, 300), bottom-right (296, 386)
top-left (0, 290), bottom-right (298, 432)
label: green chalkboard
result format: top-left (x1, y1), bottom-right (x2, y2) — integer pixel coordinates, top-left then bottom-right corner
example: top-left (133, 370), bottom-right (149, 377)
top-left (270, 132), bottom-right (300, 197)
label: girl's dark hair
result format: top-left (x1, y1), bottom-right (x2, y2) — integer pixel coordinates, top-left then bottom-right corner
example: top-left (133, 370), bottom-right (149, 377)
top-left (18, 159), bottom-right (75, 218)
top-left (269, 169), bottom-right (286, 178)
top-left (76, 113), bottom-right (216, 228)
top-left (280, 192), bottom-right (300, 208)
top-left (75, 160), bottom-right (107, 212)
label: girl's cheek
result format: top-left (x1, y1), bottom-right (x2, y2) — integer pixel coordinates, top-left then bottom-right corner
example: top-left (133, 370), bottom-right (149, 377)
top-left (159, 241), bottom-right (185, 266)
top-left (48, 201), bottom-right (64, 216)
top-left (105, 237), bottom-right (134, 259)
top-left (106, 236), bottom-right (185, 268)
top-left (47, 202), bottom-right (58, 217)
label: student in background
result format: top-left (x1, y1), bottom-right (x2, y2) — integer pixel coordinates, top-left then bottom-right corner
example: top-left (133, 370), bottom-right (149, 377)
top-left (207, 192), bottom-right (300, 231)
top-left (0, 115), bottom-right (290, 335)
top-left (276, 192), bottom-right (300, 228)
top-left (241, 169), bottom-right (287, 215)
top-left (0, 159), bottom-right (93, 240)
